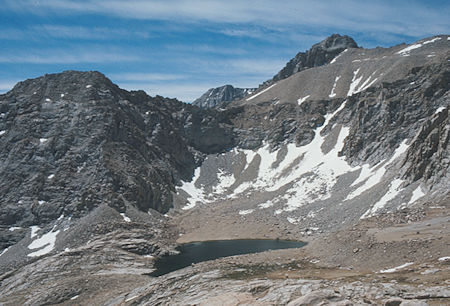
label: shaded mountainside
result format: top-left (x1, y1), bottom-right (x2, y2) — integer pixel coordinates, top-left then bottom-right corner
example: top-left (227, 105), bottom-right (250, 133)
top-left (192, 85), bottom-right (255, 109)
top-left (0, 35), bottom-right (449, 305)
top-left (0, 71), bottom-right (234, 249)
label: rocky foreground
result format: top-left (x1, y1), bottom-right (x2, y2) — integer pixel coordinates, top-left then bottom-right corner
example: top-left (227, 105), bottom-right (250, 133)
top-left (0, 204), bottom-right (448, 305)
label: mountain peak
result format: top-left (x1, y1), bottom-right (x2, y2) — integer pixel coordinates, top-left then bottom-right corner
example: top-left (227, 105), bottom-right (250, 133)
top-left (8, 70), bottom-right (117, 97)
top-left (192, 84), bottom-right (256, 108)
top-left (270, 34), bottom-right (358, 83)
top-left (315, 33), bottom-right (358, 51)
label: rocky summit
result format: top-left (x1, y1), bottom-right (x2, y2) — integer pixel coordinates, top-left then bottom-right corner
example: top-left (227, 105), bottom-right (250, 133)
top-left (193, 85), bottom-right (256, 109)
top-left (0, 35), bottom-right (449, 305)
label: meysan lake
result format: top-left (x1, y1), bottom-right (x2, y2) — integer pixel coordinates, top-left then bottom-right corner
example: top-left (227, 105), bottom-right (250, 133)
top-left (150, 239), bottom-right (306, 276)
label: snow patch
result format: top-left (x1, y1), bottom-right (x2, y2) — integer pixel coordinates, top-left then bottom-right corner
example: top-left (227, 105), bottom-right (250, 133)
top-left (70, 295), bottom-right (79, 300)
top-left (47, 174), bottom-right (55, 180)
top-left (397, 38), bottom-right (441, 56)
top-left (357, 72), bottom-right (378, 93)
top-left (38, 200), bottom-right (46, 205)
top-left (0, 130), bottom-right (5, 136)
top-left (287, 217), bottom-right (298, 224)
top-left (213, 169), bottom-right (235, 194)
top-left (28, 227), bottom-right (60, 257)
top-left (408, 186), bottom-right (425, 205)
top-left (239, 209), bottom-right (254, 215)
top-left (422, 37), bottom-right (442, 44)
top-left (39, 138), bottom-right (48, 144)
top-left (86, 84), bottom-right (92, 88)
top-left (30, 226), bottom-right (40, 238)
top-left (390, 139), bottom-right (409, 161)
top-left (120, 213), bottom-right (131, 222)
top-left (259, 200), bottom-right (274, 209)
top-left (297, 95), bottom-right (310, 106)
top-left (347, 139), bottom-right (409, 202)
top-left (330, 49), bottom-right (347, 64)
top-left (125, 296), bottom-right (139, 302)
top-left (361, 179), bottom-right (403, 218)
top-left (397, 44), bottom-right (422, 55)
top-left (60, 93), bottom-right (65, 98)
top-left (8, 226), bottom-right (22, 231)
top-left (438, 256), bottom-right (450, 262)
top-left (379, 262), bottom-right (413, 273)
top-left (347, 68), bottom-right (363, 96)
top-left (246, 84), bottom-right (276, 101)
top-left (435, 106), bottom-right (446, 114)
top-left (0, 248), bottom-right (9, 257)
top-left (180, 167), bottom-right (204, 210)
top-left (45, 98), bottom-right (51, 102)
top-left (329, 76), bottom-right (340, 98)
top-left (348, 69), bottom-right (378, 96)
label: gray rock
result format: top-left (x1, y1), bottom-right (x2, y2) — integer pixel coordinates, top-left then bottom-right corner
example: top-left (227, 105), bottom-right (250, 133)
top-left (287, 289), bottom-right (341, 305)
top-left (270, 34), bottom-right (358, 83)
top-left (193, 85), bottom-right (256, 108)
top-left (0, 70), bottom-right (235, 247)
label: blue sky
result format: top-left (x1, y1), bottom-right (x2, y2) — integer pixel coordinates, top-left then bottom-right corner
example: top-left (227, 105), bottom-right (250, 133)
top-left (1, 0), bottom-right (449, 102)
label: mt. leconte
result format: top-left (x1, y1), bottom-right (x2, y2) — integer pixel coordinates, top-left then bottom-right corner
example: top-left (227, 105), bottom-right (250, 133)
top-left (0, 34), bottom-right (449, 305)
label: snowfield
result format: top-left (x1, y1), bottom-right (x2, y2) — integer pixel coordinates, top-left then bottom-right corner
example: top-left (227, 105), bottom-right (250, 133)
top-left (178, 98), bottom-right (416, 223)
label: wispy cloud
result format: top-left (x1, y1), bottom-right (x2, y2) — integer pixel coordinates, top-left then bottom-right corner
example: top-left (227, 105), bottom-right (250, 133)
top-left (6, 0), bottom-right (449, 37)
top-left (0, 81), bottom-right (18, 92)
top-left (0, 25), bottom-right (150, 41)
top-left (228, 59), bottom-right (286, 76)
top-left (0, 50), bottom-right (140, 64)
top-left (178, 57), bottom-right (286, 78)
top-left (163, 44), bottom-right (249, 56)
top-left (32, 25), bottom-right (151, 40)
top-left (110, 73), bottom-right (186, 82)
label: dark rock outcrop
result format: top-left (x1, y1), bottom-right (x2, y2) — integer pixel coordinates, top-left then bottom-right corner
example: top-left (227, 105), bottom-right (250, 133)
top-left (0, 71), bottom-right (234, 237)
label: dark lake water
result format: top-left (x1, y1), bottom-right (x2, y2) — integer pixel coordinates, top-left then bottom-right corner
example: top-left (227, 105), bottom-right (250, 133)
top-left (149, 239), bottom-right (306, 276)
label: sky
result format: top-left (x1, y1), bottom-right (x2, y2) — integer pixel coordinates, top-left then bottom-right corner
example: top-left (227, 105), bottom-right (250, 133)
top-left (1, 0), bottom-right (449, 102)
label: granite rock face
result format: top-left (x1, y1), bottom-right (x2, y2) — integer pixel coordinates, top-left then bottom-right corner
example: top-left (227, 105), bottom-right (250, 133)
top-left (0, 71), bottom-right (234, 249)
